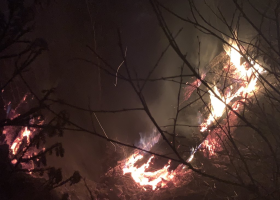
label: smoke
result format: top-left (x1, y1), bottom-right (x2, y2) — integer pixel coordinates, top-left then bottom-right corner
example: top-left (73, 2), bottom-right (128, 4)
top-left (137, 128), bottom-right (161, 151)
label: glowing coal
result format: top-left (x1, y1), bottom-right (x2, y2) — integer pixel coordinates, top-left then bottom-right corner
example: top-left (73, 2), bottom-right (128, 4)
top-left (122, 129), bottom-right (185, 190)
top-left (2, 94), bottom-right (44, 171)
top-left (10, 127), bottom-right (31, 155)
top-left (200, 38), bottom-right (264, 133)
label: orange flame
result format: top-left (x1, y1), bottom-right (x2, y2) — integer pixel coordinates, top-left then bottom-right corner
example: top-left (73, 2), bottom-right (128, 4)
top-left (2, 94), bottom-right (44, 171)
top-left (122, 131), bottom-right (184, 190)
top-left (200, 39), bottom-right (264, 133)
top-left (10, 127), bottom-right (31, 155)
top-left (122, 36), bottom-right (264, 189)
top-left (123, 153), bottom-right (176, 190)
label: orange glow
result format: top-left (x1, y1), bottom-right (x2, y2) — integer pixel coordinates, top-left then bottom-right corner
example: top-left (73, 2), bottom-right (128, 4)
top-left (122, 132), bottom-right (185, 190)
top-left (121, 36), bottom-right (264, 189)
top-left (200, 38), bottom-right (264, 133)
top-left (3, 94), bottom-right (43, 171)
top-left (123, 153), bottom-right (175, 190)
top-left (201, 138), bottom-right (220, 157)
top-left (11, 127), bottom-right (31, 155)
top-left (0, 92), bottom-right (48, 177)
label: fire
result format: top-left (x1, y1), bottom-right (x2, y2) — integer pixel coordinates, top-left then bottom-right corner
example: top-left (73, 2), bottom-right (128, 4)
top-left (122, 131), bottom-right (184, 190)
top-left (201, 138), bottom-right (220, 157)
top-left (10, 127), bottom-right (31, 155)
top-left (200, 39), bottom-right (264, 133)
top-left (123, 153), bottom-right (175, 190)
top-left (121, 36), bottom-right (264, 190)
top-left (1, 94), bottom-right (44, 170)
top-left (184, 73), bottom-right (206, 102)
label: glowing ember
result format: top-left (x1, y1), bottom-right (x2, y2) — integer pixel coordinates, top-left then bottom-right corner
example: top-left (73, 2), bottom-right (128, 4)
top-left (11, 159), bottom-right (17, 165)
top-left (1, 94), bottom-right (44, 171)
top-left (184, 73), bottom-right (206, 102)
top-left (201, 138), bottom-right (219, 157)
top-left (123, 153), bottom-right (175, 190)
top-left (122, 131), bottom-right (184, 190)
top-left (10, 127), bottom-right (31, 155)
top-left (200, 38), bottom-right (264, 133)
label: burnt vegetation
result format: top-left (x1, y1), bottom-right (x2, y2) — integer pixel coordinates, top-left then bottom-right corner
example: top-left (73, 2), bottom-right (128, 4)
top-left (1, 0), bottom-right (280, 199)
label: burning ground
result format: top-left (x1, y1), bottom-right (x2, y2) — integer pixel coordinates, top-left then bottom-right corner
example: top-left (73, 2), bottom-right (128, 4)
top-left (0, 32), bottom-right (268, 199)
top-left (109, 36), bottom-right (266, 193)
top-left (54, 35), bottom-right (268, 199)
